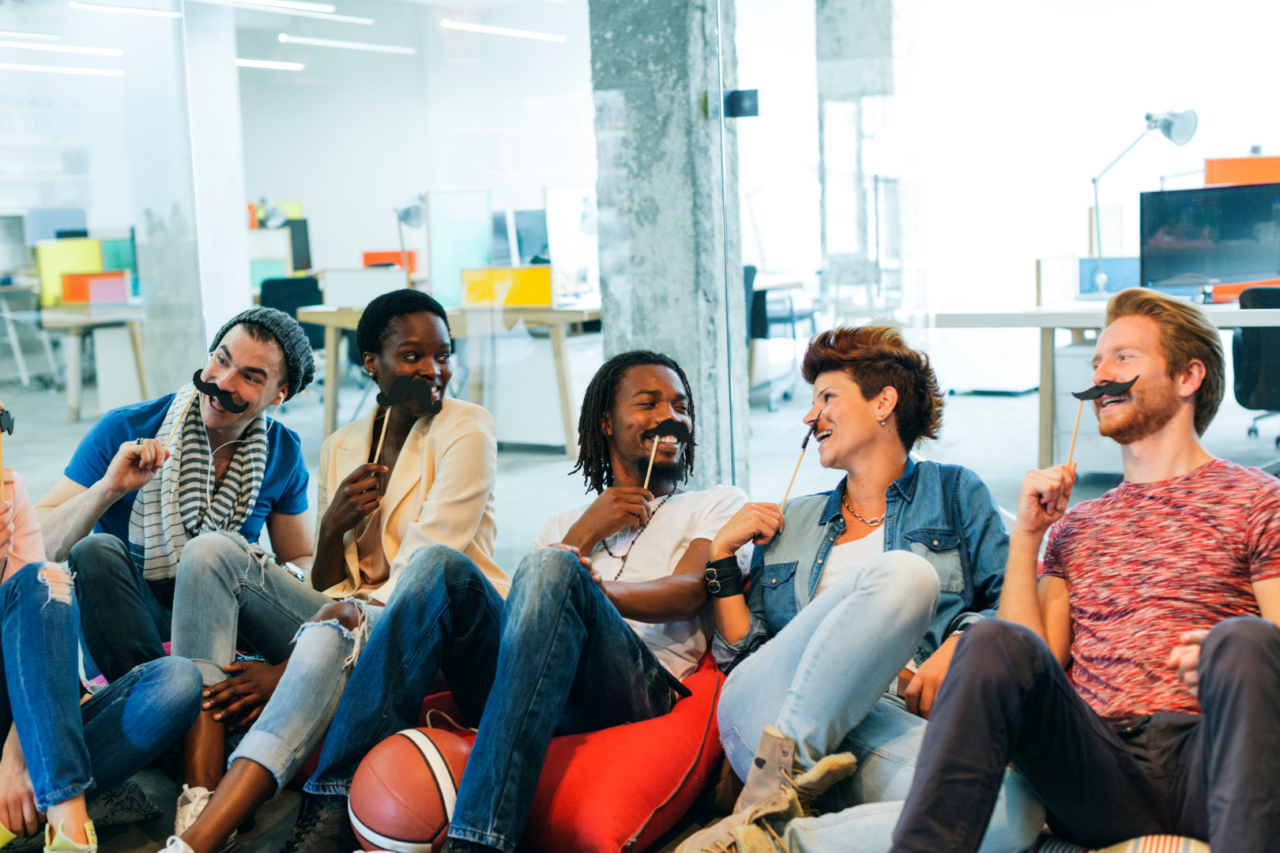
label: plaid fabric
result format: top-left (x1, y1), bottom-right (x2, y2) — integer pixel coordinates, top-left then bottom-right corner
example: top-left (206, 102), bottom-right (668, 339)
top-left (1033, 835), bottom-right (1210, 853)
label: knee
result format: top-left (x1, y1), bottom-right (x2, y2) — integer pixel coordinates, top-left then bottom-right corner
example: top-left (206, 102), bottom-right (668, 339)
top-left (509, 547), bottom-right (588, 607)
top-left (178, 531), bottom-right (245, 572)
top-left (952, 619), bottom-right (1049, 681)
top-left (68, 533), bottom-right (128, 580)
top-left (1200, 617), bottom-right (1280, 685)
top-left (6, 561), bottom-right (75, 603)
top-left (400, 543), bottom-right (480, 593)
top-left (874, 551), bottom-right (941, 617)
top-left (313, 601), bottom-right (362, 633)
top-left (138, 657), bottom-right (203, 730)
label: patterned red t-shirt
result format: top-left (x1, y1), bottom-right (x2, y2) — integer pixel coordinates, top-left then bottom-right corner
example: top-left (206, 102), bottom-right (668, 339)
top-left (1040, 458), bottom-right (1280, 717)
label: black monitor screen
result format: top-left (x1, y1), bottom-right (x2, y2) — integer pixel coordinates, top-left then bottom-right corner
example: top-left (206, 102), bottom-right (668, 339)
top-left (1140, 183), bottom-right (1280, 288)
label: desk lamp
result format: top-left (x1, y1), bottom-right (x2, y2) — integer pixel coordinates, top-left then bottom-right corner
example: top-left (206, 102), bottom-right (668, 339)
top-left (394, 194), bottom-right (425, 290)
top-left (1092, 110), bottom-right (1198, 288)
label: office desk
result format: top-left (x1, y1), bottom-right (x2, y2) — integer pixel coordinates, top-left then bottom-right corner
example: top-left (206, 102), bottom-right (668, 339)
top-left (933, 302), bottom-right (1280, 467)
top-left (299, 304), bottom-right (601, 457)
top-left (38, 305), bottom-right (148, 421)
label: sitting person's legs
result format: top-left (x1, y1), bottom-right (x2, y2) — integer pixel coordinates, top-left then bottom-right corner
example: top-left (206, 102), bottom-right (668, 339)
top-left (718, 550), bottom-right (938, 777)
top-left (170, 530), bottom-right (333, 787)
top-left (891, 619), bottom-right (1175, 853)
top-left (68, 533), bottom-right (171, 683)
top-left (1, 563), bottom-right (201, 848)
top-left (174, 545), bottom-right (501, 853)
top-left (447, 547), bottom-right (675, 853)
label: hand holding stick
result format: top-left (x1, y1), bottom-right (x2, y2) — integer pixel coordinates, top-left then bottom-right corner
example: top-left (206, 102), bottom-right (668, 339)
top-left (780, 424), bottom-right (815, 513)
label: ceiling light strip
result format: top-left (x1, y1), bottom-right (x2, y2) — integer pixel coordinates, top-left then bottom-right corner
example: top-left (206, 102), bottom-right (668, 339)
top-left (0, 40), bottom-right (123, 56)
top-left (68, 1), bottom-right (181, 18)
top-left (439, 18), bottom-right (566, 42)
top-left (0, 61), bottom-right (123, 76)
top-left (0, 32), bottom-right (60, 41)
top-left (236, 58), bottom-right (304, 70)
top-left (277, 33), bottom-right (415, 54)
top-left (187, 0), bottom-right (370, 25)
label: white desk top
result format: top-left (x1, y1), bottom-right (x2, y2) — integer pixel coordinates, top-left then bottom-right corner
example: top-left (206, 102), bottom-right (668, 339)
top-left (933, 300), bottom-right (1280, 329)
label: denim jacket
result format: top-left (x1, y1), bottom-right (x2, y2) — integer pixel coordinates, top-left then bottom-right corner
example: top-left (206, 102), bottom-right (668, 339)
top-left (713, 458), bottom-right (1008, 672)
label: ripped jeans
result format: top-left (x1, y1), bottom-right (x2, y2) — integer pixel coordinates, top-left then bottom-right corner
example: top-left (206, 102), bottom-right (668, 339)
top-left (0, 563), bottom-right (202, 811)
top-left (169, 531), bottom-right (333, 688)
top-left (232, 544), bottom-right (503, 791)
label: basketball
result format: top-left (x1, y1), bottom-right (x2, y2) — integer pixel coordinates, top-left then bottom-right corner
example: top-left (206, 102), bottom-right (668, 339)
top-left (348, 727), bottom-right (472, 853)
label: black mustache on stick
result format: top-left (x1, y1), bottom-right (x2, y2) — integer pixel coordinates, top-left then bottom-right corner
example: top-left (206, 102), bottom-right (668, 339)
top-left (0, 409), bottom-right (12, 436)
top-left (192, 370), bottom-right (250, 414)
top-left (376, 375), bottom-right (443, 415)
top-left (1072, 377), bottom-right (1138, 401)
top-left (642, 418), bottom-right (692, 444)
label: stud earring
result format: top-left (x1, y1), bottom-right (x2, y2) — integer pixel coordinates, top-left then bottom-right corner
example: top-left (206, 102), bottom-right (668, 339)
top-left (879, 419), bottom-right (887, 427)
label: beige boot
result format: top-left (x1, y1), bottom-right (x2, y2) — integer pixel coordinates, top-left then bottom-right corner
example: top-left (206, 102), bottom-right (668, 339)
top-left (675, 790), bottom-right (800, 853)
top-left (677, 732), bottom-right (859, 853)
top-left (735, 726), bottom-right (858, 813)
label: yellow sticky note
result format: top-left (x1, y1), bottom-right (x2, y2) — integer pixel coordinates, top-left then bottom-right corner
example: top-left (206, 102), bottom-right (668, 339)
top-left (35, 239), bottom-right (103, 307)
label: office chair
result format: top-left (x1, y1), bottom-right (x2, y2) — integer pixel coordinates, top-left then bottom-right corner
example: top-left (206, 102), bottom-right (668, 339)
top-left (260, 277), bottom-right (324, 349)
top-left (1232, 286), bottom-right (1280, 447)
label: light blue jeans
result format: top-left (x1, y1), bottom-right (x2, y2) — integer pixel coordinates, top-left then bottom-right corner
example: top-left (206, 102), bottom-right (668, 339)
top-left (718, 550), bottom-right (1044, 853)
top-left (231, 545), bottom-right (503, 790)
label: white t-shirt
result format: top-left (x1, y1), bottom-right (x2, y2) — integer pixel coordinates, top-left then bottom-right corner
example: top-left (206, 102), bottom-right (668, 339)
top-left (812, 527), bottom-right (885, 599)
top-left (532, 485), bottom-right (749, 680)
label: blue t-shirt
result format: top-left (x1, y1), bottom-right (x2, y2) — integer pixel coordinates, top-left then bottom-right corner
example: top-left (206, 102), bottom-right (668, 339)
top-left (64, 394), bottom-right (309, 546)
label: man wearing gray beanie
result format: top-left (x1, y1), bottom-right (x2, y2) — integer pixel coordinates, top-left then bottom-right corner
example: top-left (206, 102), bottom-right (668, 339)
top-left (35, 307), bottom-right (324, 831)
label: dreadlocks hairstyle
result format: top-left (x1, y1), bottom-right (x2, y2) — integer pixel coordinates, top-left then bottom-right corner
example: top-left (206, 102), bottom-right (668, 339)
top-left (572, 350), bottom-right (696, 494)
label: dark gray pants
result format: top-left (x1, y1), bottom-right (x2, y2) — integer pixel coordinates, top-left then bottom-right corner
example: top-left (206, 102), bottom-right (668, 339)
top-left (890, 617), bottom-right (1280, 852)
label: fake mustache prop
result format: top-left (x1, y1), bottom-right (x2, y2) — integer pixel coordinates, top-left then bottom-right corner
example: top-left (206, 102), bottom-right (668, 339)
top-left (376, 375), bottom-right (443, 415)
top-left (372, 376), bottom-right (444, 466)
top-left (192, 370), bottom-right (251, 414)
top-left (780, 423), bottom-right (816, 513)
top-left (1065, 377), bottom-right (1139, 471)
top-left (0, 407), bottom-right (12, 503)
top-left (641, 419), bottom-right (692, 491)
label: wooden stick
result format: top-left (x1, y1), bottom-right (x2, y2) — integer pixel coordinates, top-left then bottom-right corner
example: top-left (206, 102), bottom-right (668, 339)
top-left (372, 406), bottom-right (393, 465)
top-left (164, 387), bottom-right (201, 451)
top-left (0, 430), bottom-right (5, 504)
top-left (780, 443), bottom-right (807, 513)
top-left (642, 436), bottom-right (661, 491)
top-left (1066, 398), bottom-right (1084, 471)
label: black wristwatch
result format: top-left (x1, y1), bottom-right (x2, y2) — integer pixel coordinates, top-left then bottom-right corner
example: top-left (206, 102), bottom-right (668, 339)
top-left (704, 556), bottom-right (744, 598)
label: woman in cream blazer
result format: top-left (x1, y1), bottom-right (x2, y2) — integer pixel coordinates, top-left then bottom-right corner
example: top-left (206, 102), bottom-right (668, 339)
top-left (315, 394), bottom-right (507, 601)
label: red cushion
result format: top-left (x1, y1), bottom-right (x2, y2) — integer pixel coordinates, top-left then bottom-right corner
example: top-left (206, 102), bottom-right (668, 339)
top-left (417, 653), bottom-right (725, 853)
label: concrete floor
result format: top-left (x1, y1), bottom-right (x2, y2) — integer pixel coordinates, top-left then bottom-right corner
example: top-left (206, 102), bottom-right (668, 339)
top-left (2, 337), bottom-right (1279, 853)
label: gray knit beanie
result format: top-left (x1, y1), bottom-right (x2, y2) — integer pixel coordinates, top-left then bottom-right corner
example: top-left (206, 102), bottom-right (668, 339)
top-left (209, 307), bottom-right (315, 400)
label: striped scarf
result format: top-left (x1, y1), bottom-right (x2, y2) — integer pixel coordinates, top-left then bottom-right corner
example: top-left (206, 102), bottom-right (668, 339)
top-left (127, 384), bottom-right (268, 581)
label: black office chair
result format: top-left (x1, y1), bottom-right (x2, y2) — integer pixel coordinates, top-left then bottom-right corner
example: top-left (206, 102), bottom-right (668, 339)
top-left (260, 277), bottom-right (324, 350)
top-left (1232, 286), bottom-right (1280, 447)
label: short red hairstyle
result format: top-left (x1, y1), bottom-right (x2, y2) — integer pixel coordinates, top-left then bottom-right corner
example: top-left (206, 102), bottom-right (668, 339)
top-left (801, 325), bottom-right (944, 449)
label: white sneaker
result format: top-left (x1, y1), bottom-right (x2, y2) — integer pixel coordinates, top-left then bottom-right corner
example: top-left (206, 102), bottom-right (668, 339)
top-left (164, 837), bottom-right (195, 853)
top-left (174, 786), bottom-right (238, 852)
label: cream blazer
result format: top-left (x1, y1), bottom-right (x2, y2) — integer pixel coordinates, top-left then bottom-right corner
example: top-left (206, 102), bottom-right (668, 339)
top-left (315, 397), bottom-right (508, 603)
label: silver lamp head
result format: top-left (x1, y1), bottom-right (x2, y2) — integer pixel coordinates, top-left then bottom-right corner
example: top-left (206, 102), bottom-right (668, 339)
top-left (396, 194), bottom-right (426, 228)
top-left (1146, 110), bottom-right (1198, 145)
top-left (259, 198), bottom-right (288, 229)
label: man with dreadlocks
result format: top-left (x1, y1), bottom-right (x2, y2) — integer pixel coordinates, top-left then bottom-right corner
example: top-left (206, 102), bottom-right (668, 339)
top-left (438, 350), bottom-right (750, 853)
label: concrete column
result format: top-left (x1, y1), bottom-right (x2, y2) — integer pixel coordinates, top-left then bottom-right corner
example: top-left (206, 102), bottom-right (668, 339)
top-left (588, 0), bottom-right (748, 491)
top-left (183, 3), bottom-right (253, 344)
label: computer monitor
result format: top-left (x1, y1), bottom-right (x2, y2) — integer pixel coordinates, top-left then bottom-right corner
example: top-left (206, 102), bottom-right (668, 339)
top-left (1140, 183), bottom-right (1280, 289)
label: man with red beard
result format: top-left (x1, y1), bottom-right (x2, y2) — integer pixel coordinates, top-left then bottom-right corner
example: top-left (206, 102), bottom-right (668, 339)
top-left (889, 288), bottom-right (1280, 853)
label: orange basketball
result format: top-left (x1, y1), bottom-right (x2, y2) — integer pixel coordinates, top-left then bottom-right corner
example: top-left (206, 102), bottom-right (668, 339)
top-left (348, 727), bottom-right (471, 853)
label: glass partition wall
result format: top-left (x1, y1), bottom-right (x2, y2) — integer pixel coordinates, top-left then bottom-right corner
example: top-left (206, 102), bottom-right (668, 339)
top-left (0, 0), bottom-right (204, 501)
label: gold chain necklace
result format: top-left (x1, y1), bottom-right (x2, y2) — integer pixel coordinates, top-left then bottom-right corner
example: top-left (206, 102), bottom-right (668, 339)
top-left (841, 486), bottom-right (885, 528)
